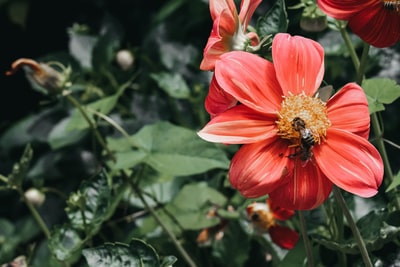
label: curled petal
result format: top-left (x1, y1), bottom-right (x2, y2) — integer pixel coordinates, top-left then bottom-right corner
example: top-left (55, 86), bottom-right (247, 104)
top-left (198, 105), bottom-right (277, 144)
top-left (239, 0), bottom-right (262, 29)
top-left (205, 75), bottom-right (237, 118)
top-left (272, 33), bottom-right (324, 96)
top-left (215, 51), bottom-right (283, 114)
top-left (200, 10), bottom-right (236, 71)
top-left (314, 128), bottom-right (383, 197)
top-left (269, 224), bottom-right (299, 250)
top-left (209, 0), bottom-right (237, 20)
top-left (327, 83), bottom-right (370, 139)
top-left (269, 158), bottom-right (333, 210)
top-left (229, 139), bottom-right (293, 198)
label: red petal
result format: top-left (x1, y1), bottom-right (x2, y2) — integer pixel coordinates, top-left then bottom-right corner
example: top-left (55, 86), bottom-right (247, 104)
top-left (272, 33), bottom-right (324, 96)
top-left (205, 74), bottom-right (237, 118)
top-left (200, 11), bottom-right (236, 71)
top-left (215, 51), bottom-right (283, 114)
top-left (269, 158), bottom-right (333, 210)
top-left (269, 224), bottom-right (300, 249)
top-left (209, 0), bottom-right (237, 21)
top-left (348, 4), bottom-right (400, 48)
top-left (239, 0), bottom-right (262, 29)
top-left (316, 0), bottom-right (375, 20)
top-left (327, 83), bottom-right (370, 139)
top-left (314, 128), bottom-right (383, 197)
top-left (267, 198), bottom-right (295, 220)
top-left (229, 139), bottom-right (293, 198)
top-left (197, 105), bottom-right (277, 144)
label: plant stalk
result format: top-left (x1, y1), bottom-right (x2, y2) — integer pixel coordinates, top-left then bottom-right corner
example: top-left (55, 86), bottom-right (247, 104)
top-left (298, 211), bottom-right (314, 267)
top-left (333, 187), bottom-right (372, 267)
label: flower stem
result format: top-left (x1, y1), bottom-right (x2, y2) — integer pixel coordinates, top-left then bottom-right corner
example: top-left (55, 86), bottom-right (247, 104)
top-left (65, 93), bottom-right (115, 160)
top-left (130, 180), bottom-right (198, 267)
top-left (338, 22), bottom-right (359, 71)
top-left (18, 188), bottom-right (51, 239)
top-left (333, 187), bottom-right (372, 267)
top-left (298, 211), bottom-right (314, 267)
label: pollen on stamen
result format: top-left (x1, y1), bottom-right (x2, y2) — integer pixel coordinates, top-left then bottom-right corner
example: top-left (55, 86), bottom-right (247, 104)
top-left (276, 92), bottom-right (331, 145)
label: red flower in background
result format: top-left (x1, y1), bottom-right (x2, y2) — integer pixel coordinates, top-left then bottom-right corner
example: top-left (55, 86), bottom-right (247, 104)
top-left (317, 0), bottom-right (400, 47)
top-left (247, 199), bottom-right (299, 249)
top-left (200, 0), bottom-right (262, 71)
top-left (198, 33), bottom-right (383, 210)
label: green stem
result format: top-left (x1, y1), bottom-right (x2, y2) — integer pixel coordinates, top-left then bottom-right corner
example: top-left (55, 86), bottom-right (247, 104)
top-left (356, 42), bottom-right (369, 84)
top-left (0, 174), bottom-right (8, 184)
top-left (19, 188), bottom-right (51, 239)
top-left (340, 32), bottom-right (400, 208)
top-left (333, 187), bottom-right (372, 267)
top-left (338, 22), bottom-right (359, 71)
top-left (298, 211), bottom-right (314, 267)
top-left (65, 94), bottom-right (115, 160)
top-left (130, 182), bottom-right (198, 267)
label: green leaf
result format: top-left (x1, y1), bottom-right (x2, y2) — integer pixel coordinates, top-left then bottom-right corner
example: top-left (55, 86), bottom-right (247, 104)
top-left (212, 221), bottom-right (250, 267)
top-left (163, 182), bottom-right (227, 230)
top-left (66, 91), bottom-right (123, 131)
top-left (315, 209), bottom-right (400, 254)
top-left (68, 30), bottom-right (98, 69)
top-left (7, 144), bottom-right (33, 187)
top-left (362, 78), bottom-right (400, 114)
top-left (131, 121), bottom-right (229, 176)
top-left (150, 72), bottom-right (190, 99)
top-left (82, 239), bottom-right (162, 267)
top-left (257, 0), bottom-right (288, 37)
top-left (109, 150), bottom-right (147, 171)
top-left (386, 171), bottom-right (400, 192)
top-left (65, 170), bottom-right (115, 232)
top-left (48, 117), bottom-right (88, 149)
top-left (48, 225), bottom-right (83, 261)
top-left (160, 256), bottom-right (178, 267)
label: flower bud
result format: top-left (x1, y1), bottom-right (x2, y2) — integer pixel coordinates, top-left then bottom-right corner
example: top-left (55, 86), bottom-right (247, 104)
top-left (116, 49), bottom-right (135, 71)
top-left (24, 188), bottom-right (45, 207)
top-left (6, 58), bottom-right (70, 95)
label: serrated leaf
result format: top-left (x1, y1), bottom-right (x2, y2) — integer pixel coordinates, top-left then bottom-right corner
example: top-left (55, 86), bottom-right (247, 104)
top-left (362, 78), bottom-right (400, 114)
top-left (66, 170), bottom-right (113, 231)
top-left (386, 171), bottom-right (400, 192)
top-left (130, 121), bottom-right (229, 176)
top-left (257, 0), bottom-right (288, 37)
top-left (150, 72), bottom-right (190, 99)
top-left (48, 225), bottom-right (83, 261)
top-left (82, 239), bottom-right (161, 267)
top-left (315, 209), bottom-right (400, 254)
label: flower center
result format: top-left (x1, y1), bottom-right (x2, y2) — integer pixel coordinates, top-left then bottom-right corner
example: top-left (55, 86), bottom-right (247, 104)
top-left (382, 0), bottom-right (400, 14)
top-left (276, 92), bottom-right (331, 146)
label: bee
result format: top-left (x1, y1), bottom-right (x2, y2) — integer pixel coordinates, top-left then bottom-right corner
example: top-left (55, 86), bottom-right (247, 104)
top-left (246, 202), bottom-right (275, 231)
top-left (290, 117), bottom-right (315, 164)
top-left (383, 0), bottom-right (400, 12)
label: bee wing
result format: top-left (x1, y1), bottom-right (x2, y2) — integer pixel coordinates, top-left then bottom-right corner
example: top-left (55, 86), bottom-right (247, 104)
top-left (315, 85), bottom-right (333, 102)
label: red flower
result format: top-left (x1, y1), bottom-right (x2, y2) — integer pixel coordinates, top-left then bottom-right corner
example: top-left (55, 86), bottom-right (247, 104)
top-left (200, 0), bottom-right (262, 71)
top-left (247, 199), bottom-right (299, 249)
top-left (198, 33), bottom-right (384, 210)
top-left (317, 0), bottom-right (400, 47)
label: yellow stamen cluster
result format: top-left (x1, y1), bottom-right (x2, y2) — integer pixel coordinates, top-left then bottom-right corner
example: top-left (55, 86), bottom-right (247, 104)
top-left (276, 92), bottom-right (331, 145)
